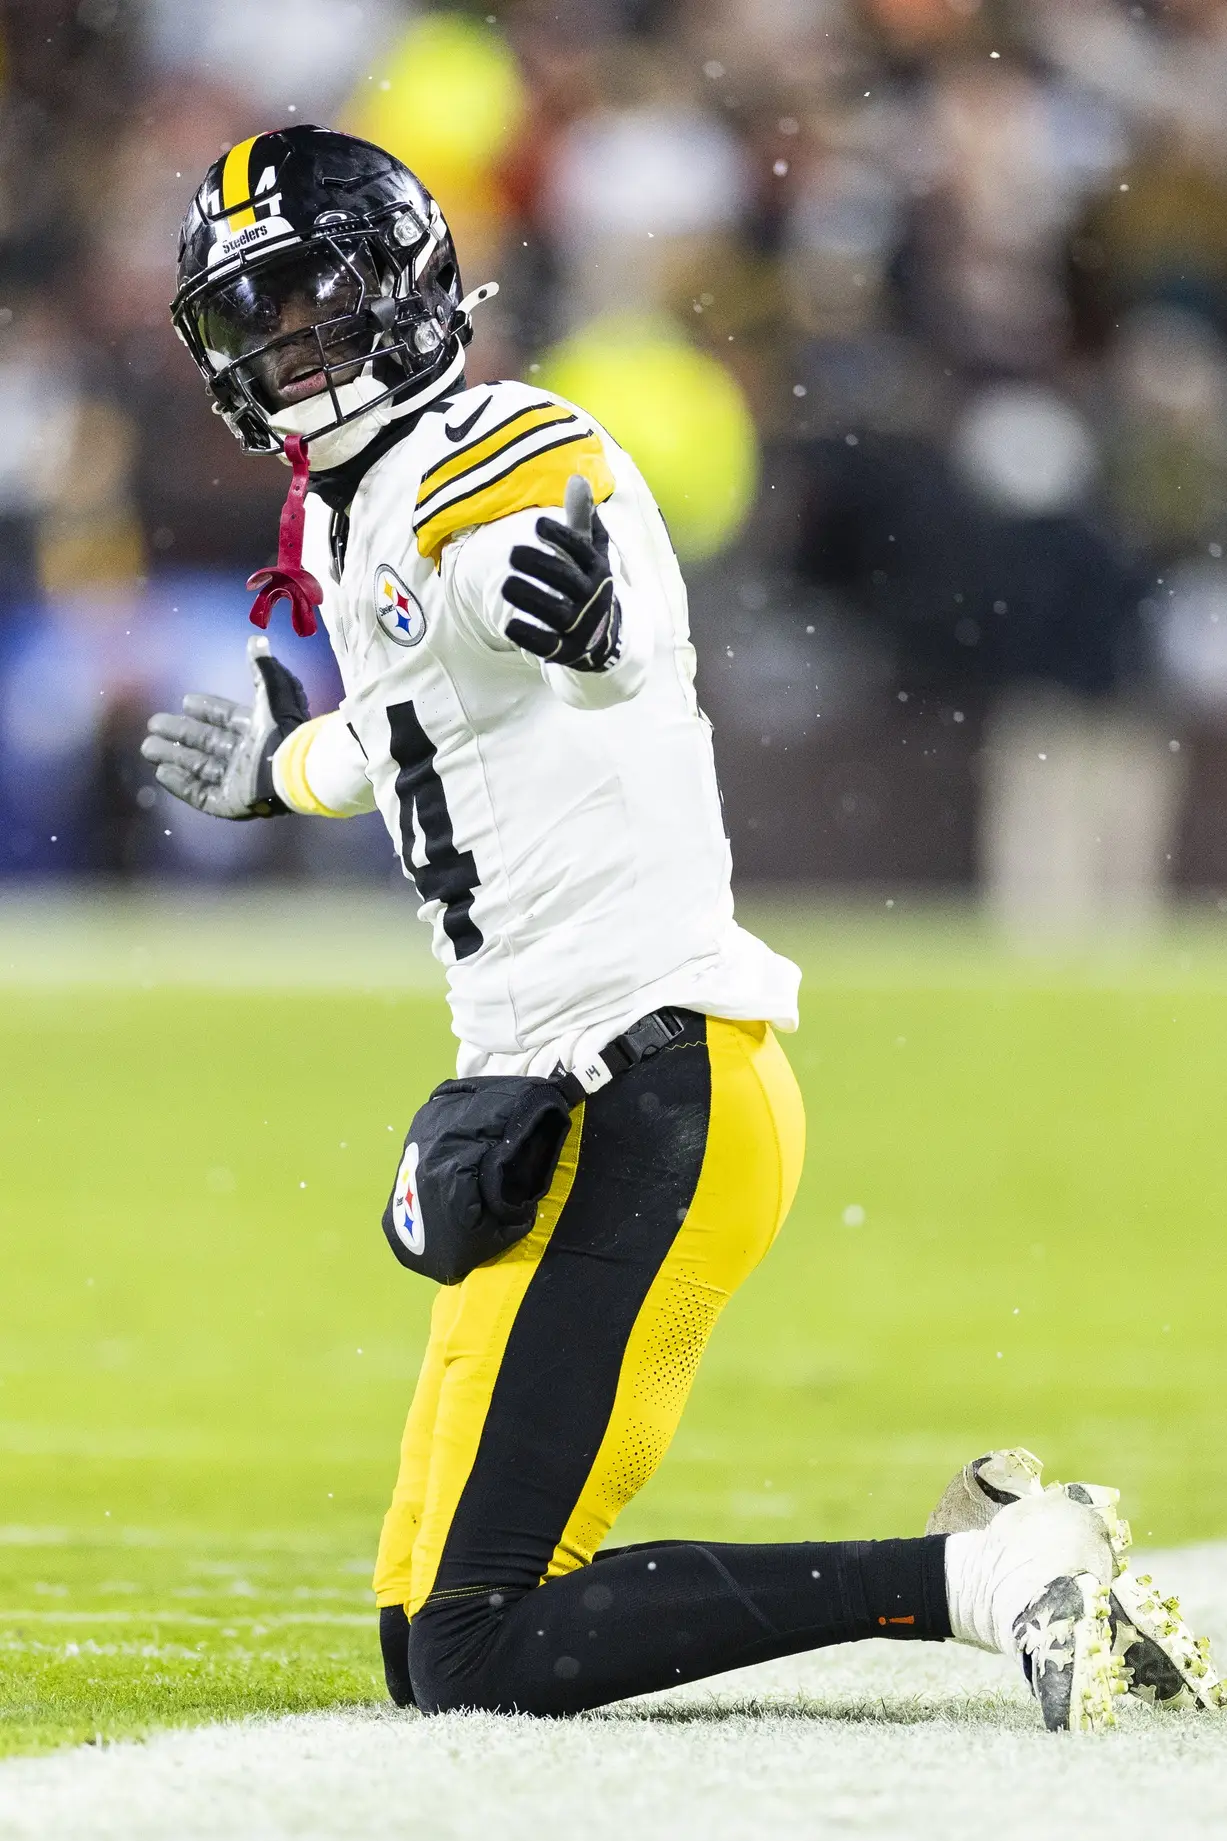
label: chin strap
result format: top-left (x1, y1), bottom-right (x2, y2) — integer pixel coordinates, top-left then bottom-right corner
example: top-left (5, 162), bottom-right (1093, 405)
top-left (247, 434), bottom-right (323, 638)
top-left (455, 281), bottom-right (499, 346)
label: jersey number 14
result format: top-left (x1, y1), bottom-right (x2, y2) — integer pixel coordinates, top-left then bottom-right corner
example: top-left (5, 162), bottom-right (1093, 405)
top-left (387, 700), bottom-right (483, 960)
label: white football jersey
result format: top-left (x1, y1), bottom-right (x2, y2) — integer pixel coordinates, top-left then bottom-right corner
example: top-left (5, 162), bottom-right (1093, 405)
top-left (275, 377), bottom-right (800, 1077)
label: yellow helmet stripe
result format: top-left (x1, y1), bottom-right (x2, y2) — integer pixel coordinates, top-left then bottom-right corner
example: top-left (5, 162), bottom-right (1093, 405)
top-left (221, 135), bottom-right (260, 230)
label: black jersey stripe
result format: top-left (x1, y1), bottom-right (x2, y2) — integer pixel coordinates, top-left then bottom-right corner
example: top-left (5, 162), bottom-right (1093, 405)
top-left (413, 427), bottom-right (595, 535)
top-left (416, 412), bottom-right (580, 516)
top-left (418, 400), bottom-right (570, 489)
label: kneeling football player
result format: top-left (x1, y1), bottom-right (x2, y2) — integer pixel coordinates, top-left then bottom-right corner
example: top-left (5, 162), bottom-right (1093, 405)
top-left (144, 127), bottom-right (1219, 1730)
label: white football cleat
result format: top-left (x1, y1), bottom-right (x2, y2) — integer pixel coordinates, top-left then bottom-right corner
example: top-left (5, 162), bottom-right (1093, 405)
top-left (931, 1450), bottom-right (1224, 1711)
top-left (944, 1491), bottom-right (1121, 1732)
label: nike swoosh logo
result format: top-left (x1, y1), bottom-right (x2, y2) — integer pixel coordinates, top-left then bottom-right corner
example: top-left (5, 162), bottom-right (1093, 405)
top-left (444, 396), bottom-right (491, 443)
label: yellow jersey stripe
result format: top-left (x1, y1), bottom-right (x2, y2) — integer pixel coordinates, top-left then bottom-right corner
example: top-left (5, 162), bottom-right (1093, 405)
top-left (272, 718), bottom-right (348, 818)
top-left (415, 430), bottom-right (615, 566)
top-left (221, 135), bottom-right (259, 230)
top-left (419, 398), bottom-right (564, 488)
top-left (416, 403), bottom-right (576, 507)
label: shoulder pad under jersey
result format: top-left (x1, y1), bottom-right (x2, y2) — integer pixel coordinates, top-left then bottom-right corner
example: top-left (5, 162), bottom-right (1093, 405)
top-left (408, 378), bottom-right (615, 567)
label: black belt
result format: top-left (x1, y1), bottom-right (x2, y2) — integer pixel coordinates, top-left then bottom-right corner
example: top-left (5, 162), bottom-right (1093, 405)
top-left (552, 1007), bottom-right (693, 1109)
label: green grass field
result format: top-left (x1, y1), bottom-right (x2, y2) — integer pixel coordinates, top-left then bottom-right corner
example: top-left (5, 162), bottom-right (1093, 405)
top-left (4, 894), bottom-right (1227, 1759)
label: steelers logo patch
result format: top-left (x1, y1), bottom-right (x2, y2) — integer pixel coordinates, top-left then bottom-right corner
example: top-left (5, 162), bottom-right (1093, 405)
top-left (374, 564), bottom-right (427, 647)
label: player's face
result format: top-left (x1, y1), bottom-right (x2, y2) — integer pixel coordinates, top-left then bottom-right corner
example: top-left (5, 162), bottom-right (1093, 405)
top-left (196, 248), bottom-right (380, 410)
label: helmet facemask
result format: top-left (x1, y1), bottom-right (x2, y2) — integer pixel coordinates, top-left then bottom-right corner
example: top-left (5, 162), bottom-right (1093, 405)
top-left (174, 209), bottom-right (471, 467)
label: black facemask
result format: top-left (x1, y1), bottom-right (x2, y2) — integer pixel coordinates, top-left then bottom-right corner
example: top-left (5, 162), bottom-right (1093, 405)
top-left (196, 245), bottom-right (382, 411)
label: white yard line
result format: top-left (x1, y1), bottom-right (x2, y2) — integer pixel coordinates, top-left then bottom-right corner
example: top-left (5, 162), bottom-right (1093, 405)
top-left (3, 1543), bottom-right (1226, 1841)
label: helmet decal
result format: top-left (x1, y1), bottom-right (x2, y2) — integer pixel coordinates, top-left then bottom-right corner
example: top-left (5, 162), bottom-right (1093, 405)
top-left (203, 133), bottom-right (298, 269)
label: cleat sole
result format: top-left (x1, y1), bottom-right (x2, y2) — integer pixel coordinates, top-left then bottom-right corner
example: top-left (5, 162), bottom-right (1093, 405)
top-left (1068, 1582), bottom-right (1121, 1733)
top-left (1016, 1573), bottom-right (1119, 1733)
top-left (1110, 1569), bottom-right (1225, 1711)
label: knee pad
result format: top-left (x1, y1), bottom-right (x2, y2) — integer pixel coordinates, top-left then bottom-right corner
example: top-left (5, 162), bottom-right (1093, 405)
top-left (407, 1590), bottom-right (524, 1714)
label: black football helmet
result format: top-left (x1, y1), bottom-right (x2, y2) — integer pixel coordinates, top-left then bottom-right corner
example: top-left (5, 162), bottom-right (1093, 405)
top-left (171, 125), bottom-right (495, 465)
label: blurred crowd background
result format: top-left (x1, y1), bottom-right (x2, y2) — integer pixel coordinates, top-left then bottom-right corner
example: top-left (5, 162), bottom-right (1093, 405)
top-left (5, 0), bottom-right (1227, 936)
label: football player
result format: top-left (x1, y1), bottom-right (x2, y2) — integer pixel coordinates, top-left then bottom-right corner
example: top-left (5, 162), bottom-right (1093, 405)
top-left (143, 127), bottom-right (1216, 1729)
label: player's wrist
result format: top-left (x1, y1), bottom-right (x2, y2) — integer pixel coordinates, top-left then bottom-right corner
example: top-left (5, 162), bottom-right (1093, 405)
top-left (271, 718), bottom-right (348, 818)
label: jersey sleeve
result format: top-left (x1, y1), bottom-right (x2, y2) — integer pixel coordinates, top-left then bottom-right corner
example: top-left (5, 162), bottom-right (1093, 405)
top-left (443, 505), bottom-right (652, 709)
top-left (412, 393), bottom-right (615, 568)
top-left (272, 710), bottom-right (376, 817)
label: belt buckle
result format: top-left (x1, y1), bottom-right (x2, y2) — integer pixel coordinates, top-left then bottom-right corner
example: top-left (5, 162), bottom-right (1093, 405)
top-left (621, 1006), bottom-right (687, 1066)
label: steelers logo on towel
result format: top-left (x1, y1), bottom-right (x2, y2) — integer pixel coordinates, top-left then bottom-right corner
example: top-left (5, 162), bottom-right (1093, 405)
top-left (391, 1140), bottom-right (425, 1256)
top-left (374, 564), bottom-right (427, 647)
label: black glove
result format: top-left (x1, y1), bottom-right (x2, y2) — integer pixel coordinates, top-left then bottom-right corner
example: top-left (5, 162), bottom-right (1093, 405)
top-left (502, 474), bottom-right (622, 673)
top-left (140, 636), bottom-right (310, 819)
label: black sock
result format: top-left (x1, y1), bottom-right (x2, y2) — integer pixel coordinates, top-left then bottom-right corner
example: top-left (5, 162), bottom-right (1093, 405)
top-left (406, 1534), bottom-right (950, 1715)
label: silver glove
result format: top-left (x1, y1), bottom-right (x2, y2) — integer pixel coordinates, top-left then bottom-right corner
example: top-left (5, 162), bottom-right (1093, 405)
top-left (140, 634), bottom-right (310, 820)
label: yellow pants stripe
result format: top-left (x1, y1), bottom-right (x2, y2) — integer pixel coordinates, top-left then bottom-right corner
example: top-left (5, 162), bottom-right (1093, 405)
top-left (546, 1019), bottom-right (805, 1576)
